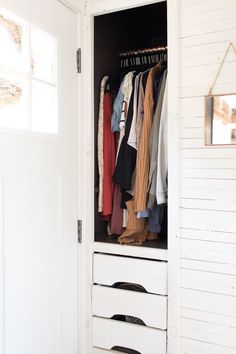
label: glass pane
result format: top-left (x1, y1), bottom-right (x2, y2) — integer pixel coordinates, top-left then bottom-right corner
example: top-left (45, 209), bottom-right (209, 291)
top-left (31, 81), bottom-right (58, 134)
top-left (205, 94), bottom-right (236, 145)
top-left (0, 72), bottom-right (30, 130)
top-left (0, 7), bottom-right (30, 73)
top-left (31, 27), bottom-right (57, 84)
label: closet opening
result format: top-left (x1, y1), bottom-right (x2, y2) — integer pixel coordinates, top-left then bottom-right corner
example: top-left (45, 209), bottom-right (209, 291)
top-left (94, 1), bottom-right (168, 249)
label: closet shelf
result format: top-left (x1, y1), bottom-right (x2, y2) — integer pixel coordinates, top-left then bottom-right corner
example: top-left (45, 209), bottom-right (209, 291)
top-left (93, 237), bottom-right (168, 261)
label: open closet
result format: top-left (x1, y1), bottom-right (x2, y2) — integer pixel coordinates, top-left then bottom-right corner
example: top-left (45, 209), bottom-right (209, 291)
top-left (90, 2), bottom-right (170, 353)
top-left (94, 1), bottom-right (168, 251)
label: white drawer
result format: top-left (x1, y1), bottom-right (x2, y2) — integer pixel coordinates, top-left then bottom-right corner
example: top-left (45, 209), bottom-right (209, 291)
top-left (94, 348), bottom-right (124, 354)
top-left (93, 317), bottom-right (167, 354)
top-left (94, 253), bottom-right (167, 295)
top-left (92, 285), bottom-right (167, 329)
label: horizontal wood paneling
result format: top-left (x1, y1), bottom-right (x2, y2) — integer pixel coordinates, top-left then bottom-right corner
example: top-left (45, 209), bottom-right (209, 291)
top-left (182, 0), bottom-right (206, 5)
top-left (181, 41), bottom-right (236, 59)
top-left (181, 177), bottom-right (236, 191)
top-left (181, 21), bottom-right (236, 42)
top-left (182, 6), bottom-right (236, 28)
top-left (181, 259), bottom-right (236, 276)
top-left (180, 128), bottom-right (203, 139)
top-left (180, 288), bottom-right (236, 317)
top-left (180, 29), bottom-right (236, 48)
top-left (181, 209), bottom-right (236, 232)
top-left (182, 54), bottom-right (236, 69)
top-left (181, 0), bottom-right (236, 17)
top-left (181, 187), bottom-right (236, 201)
top-left (180, 198), bottom-right (236, 212)
top-left (180, 228), bottom-right (236, 243)
top-left (180, 83), bottom-right (236, 98)
top-left (181, 148), bottom-right (236, 159)
top-left (180, 337), bottom-right (236, 354)
top-left (180, 317), bottom-right (236, 348)
top-left (180, 117), bottom-right (204, 128)
top-left (181, 168), bottom-right (236, 179)
top-left (181, 62), bottom-right (236, 87)
top-left (181, 158), bottom-right (236, 169)
top-left (181, 239), bottom-right (236, 265)
top-left (180, 307), bottom-right (236, 328)
top-left (181, 268), bottom-right (236, 296)
top-left (179, 1), bottom-right (236, 352)
top-left (180, 97), bottom-right (205, 116)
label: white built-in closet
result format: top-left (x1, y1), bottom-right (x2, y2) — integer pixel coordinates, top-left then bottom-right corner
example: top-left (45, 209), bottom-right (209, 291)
top-left (86, 2), bottom-right (172, 353)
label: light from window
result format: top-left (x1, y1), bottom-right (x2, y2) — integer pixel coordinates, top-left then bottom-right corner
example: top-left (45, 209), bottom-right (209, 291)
top-left (0, 7), bottom-right (58, 134)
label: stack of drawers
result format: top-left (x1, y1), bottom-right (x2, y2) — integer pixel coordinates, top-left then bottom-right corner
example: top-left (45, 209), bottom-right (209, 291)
top-left (92, 253), bottom-right (168, 354)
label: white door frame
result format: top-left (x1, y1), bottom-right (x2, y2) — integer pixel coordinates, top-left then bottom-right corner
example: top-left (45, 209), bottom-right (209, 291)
top-left (78, 1), bottom-right (181, 353)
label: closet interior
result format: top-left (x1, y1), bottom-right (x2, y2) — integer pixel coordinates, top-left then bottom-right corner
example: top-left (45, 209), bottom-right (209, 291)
top-left (94, 2), bottom-right (168, 250)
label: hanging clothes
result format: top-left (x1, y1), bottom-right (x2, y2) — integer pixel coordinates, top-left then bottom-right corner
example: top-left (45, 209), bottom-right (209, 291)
top-left (97, 55), bottom-right (168, 245)
top-left (97, 76), bottom-right (109, 213)
top-left (156, 79), bottom-right (168, 205)
top-left (113, 75), bottom-right (137, 207)
top-left (147, 69), bottom-right (167, 209)
top-left (127, 72), bottom-right (142, 149)
top-left (109, 131), bottom-right (124, 234)
top-left (111, 77), bottom-right (125, 133)
top-left (134, 62), bottom-right (166, 213)
top-left (125, 69), bottom-right (150, 222)
top-left (102, 90), bottom-right (116, 219)
top-left (110, 183), bottom-right (124, 235)
top-left (115, 72), bottom-right (135, 155)
top-left (147, 203), bottom-right (165, 234)
top-left (136, 70), bottom-right (149, 150)
top-left (118, 198), bottom-right (148, 245)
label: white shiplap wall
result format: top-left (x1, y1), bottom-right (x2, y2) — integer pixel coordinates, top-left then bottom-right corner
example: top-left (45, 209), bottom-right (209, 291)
top-left (179, 0), bottom-right (236, 353)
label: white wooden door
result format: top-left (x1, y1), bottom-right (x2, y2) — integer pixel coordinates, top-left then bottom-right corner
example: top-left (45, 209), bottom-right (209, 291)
top-left (0, 0), bottom-right (78, 354)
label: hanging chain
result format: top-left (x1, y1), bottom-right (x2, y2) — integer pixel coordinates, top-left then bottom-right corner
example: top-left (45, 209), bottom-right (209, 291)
top-left (208, 42), bottom-right (236, 95)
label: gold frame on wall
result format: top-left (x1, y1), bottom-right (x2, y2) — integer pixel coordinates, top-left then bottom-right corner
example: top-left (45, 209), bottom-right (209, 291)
top-left (205, 93), bottom-right (236, 146)
top-left (205, 42), bottom-right (236, 146)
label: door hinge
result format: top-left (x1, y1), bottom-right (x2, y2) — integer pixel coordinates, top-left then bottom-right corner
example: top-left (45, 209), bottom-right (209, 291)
top-left (77, 219), bottom-right (82, 243)
top-left (77, 48), bottom-right (81, 73)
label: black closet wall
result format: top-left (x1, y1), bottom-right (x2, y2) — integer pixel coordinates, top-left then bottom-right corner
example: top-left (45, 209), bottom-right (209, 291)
top-left (94, 1), bottom-right (167, 247)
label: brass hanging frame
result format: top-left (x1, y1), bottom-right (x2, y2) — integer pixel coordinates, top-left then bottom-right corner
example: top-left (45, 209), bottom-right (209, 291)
top-left (205, 42), bottom-right (236, 146)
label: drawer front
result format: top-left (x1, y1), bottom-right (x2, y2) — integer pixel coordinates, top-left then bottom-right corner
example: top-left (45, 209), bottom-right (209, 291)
top-left (92, 285), bottom-right (167, 329)
top-left (94, 348), bottom-right (125, 354)
top-left (94, 253), bottom-right (167, 295)
top-left (93, 317), bottom-right (166, 354)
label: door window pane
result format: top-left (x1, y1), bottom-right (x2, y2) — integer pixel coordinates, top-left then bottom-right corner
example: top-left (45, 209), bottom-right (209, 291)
top-left (31, 81), bottom-right (58, 134)
top-left (0, 7), bottom-right (58, 134)
top-left (0, 7), bottom-right (30, 74)
top-left (31, 27), bottom-right (57, 84)
top-left (0, 72), bottom-right (29, 129)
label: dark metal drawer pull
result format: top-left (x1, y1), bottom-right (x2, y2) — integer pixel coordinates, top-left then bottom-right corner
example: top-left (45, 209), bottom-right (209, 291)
top-left (111, 346), bottom-right (141, 354)
top-left (112, 282), bottom-right (147, 293)
top-left (111, 314), bottom-right (146, 326)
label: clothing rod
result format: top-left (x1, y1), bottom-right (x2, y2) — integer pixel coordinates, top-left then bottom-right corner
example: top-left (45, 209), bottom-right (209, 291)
top-left (119, 46), bottom-right (167, 57)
